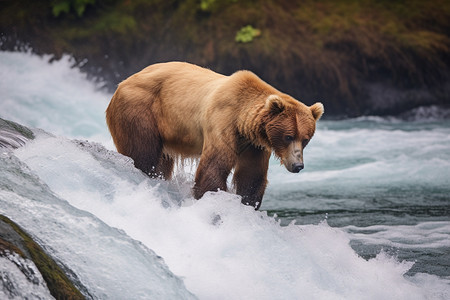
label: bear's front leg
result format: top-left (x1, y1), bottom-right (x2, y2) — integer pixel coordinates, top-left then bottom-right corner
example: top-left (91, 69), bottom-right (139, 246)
top-left (233, 146), bottom-right (271, 210)
top-left (193, 146), bottom-right (235, 199)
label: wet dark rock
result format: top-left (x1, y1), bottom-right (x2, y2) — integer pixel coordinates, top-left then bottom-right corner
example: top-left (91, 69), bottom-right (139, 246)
top-left (0, 119), bottom-right (34, 149)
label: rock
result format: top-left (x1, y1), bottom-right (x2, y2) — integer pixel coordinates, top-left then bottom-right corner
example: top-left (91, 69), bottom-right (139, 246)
top-left (0, 215), bottom-right (85, 299)
top-left (0, 118), bottom-right (34, 149)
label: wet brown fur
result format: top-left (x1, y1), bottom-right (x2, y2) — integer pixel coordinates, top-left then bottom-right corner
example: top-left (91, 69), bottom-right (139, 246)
top-left (106, 62), bottom-right (323, 209)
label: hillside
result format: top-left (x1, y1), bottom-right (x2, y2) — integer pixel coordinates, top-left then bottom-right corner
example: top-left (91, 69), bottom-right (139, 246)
top-left (1, 0), bottom-right (449, 116)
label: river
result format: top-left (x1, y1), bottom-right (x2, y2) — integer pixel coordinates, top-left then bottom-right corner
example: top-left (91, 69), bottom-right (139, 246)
top-left (1, 51), bottom-right (449, 299)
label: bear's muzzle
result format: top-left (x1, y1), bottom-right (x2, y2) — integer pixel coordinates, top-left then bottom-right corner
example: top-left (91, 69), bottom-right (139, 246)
top-left (283, 141), bottom-right (305, 173)
top-left (291, 162), bottom-right (304, 173)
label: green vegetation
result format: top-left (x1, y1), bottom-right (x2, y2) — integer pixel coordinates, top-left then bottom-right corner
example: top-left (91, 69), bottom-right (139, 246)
top-left (200, 0), bottom-right (238, 12)
top-left (235, 25), bottom-right (261, 43)
top-left (0, 0), bottom-right (449, 115)
top-left (52, 0), bottom-right (96, 17)
top-left (200, 0), bottom-right (217, 11)
top-left (0, 215), bottom-right (85, 299)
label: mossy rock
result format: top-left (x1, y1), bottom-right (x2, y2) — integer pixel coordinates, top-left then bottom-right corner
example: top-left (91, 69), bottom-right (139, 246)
top-left (0, 215), bottom-right (85, 299)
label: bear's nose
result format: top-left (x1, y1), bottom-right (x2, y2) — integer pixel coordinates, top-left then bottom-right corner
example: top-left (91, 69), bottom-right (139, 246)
top-left (292, 163), bottom-right (304, 173)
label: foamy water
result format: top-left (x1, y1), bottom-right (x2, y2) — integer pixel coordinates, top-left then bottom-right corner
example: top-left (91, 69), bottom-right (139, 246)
top-left (0, 51), bottom-right (113, 147)
top-left (1, 51), bottom-right (449, 299)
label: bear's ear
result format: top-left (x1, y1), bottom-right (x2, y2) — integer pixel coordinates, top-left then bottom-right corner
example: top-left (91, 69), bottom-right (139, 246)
top-left (310, 102), bottom-right (324, 121)
top-left (265, 95), bottom-right (285, 114)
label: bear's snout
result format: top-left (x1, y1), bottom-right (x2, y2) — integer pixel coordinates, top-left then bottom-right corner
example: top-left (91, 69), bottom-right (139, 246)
top-left (292, 162), bottom-right (304, 173)
top-left (282, 141), bottom-right (305, 173)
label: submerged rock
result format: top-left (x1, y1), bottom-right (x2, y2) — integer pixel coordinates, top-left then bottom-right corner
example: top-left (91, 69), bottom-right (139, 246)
top-left (0, 254), bottom-right (54, 299)
top-left (0, 118), bottom-right (34, 149)
top-left (0, 120), bottom-right (196, 299)
top-left (0, 120), bottom-right (87, 298)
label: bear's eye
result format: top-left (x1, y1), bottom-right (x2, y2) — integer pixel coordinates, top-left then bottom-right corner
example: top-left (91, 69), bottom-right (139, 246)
top-left (302, 139), bottom-right (310, 148)
top-left (285, 135), bottom-right (294, 142)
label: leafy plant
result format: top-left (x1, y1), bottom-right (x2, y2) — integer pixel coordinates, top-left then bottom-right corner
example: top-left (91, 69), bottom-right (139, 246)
top-left (199, 0), bottom-right (238, 12)
top-left (200, 0), bottom-right (216, 11)
top-left (235, 25), bottom-right (261, 43)
top-left (52, 0), bottom-right (96, 17)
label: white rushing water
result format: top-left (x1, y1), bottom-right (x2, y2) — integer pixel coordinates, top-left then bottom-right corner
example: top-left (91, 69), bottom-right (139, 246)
top-left (1, 51), bottom-right (449, 299)
top-left (0, 51), bottom-right (112, 147)
top-left (0, 253), bottom-right (55, 299)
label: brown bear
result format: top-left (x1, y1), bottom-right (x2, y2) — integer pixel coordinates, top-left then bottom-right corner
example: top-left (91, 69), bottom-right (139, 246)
top-left (106, 62), bottom-right (323, 209)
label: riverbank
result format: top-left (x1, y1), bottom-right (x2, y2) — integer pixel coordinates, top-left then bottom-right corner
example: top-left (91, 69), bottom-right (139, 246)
top-left (1, 0), bottom-right (449, 117)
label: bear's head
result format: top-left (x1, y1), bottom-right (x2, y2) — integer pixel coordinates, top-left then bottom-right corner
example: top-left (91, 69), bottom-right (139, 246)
top-left (264, 95), bottom-right (324, 173)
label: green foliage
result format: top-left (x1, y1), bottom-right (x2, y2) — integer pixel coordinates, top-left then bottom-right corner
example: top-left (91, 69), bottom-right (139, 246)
top-left (93, 11), bottom-right (137, 34)
top-left (200, 0), bottom-right (216, 11)
top-left (52, 1), bottom-right (70, 17)
top-left (2, 0), bottom-right (448, 113)
top-left (0, 215), bottom-right (84, 299)
top-left (199, 0), bottom-right (238, 12)
top-left (52, 0), bottom-right (96, 17)
top-left (235, 25), bottom-right (261, 43)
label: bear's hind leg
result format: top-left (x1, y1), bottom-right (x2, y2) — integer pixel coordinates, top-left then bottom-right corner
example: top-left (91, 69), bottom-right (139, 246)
top-left (127, 132), bottom-right (163, 179)
top-left (109, 107), bottom-right (164, 178)
top-left (233, 146), bottom-right (271, 210)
